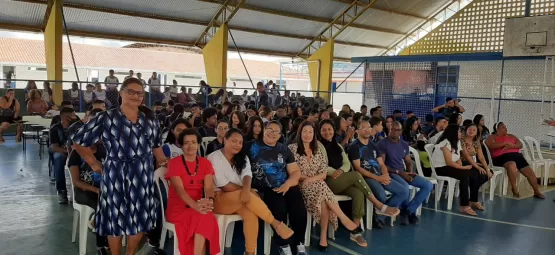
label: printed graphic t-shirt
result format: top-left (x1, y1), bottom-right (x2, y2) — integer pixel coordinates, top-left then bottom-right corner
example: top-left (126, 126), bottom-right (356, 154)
top-left (246, 139), bottom-right (294, 189)
top-left (347, 139), bottom-right (382, 175)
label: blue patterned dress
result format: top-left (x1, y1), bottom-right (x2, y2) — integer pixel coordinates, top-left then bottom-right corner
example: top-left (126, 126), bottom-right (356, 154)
top-left (72, 108), bottom-right (161, 236)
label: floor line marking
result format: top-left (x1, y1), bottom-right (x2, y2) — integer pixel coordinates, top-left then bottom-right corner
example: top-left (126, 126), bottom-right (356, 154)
top-left (422, 207), bottom-right (555, 231)
top-left (311, 234), bottom-right (361, 255)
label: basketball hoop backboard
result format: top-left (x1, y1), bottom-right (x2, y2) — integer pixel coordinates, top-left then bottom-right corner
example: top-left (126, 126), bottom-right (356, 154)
top-left (503, 15), bottom-right (555, 57)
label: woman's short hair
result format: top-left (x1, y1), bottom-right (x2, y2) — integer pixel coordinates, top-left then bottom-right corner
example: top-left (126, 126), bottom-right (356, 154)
top-left (178, 128), bottom-right (202, 145)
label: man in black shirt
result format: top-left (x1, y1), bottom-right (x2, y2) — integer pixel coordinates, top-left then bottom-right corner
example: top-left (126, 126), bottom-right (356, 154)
top-left (198, 107), bottom-right (218, 137)
top-left (50, 107), bottom-right (77, 204)
top-left (50, 101), bottom-right (74, 127)
top-left (256, 82), bottom-right (269, 107)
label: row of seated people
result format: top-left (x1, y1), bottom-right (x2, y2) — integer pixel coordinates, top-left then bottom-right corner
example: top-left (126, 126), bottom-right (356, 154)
top-left (50, 77), bottom-right (544, 255)
top-left (59, 79), bottom-right (435, 255)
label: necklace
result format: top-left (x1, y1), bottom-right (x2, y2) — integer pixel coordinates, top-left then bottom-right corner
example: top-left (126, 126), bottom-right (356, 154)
top-left (181, 155), bottom-right (199, 176)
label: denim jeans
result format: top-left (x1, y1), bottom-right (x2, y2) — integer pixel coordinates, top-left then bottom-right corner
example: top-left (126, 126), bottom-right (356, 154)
top-left (390, 174), bottom-right (433, 214)
top-left (365, 177), bottom-right (409, 221)
top-left (53, 152), bottom-right (68, 192)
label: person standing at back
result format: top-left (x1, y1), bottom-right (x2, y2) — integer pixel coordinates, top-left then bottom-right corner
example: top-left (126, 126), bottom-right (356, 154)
top-left (256, 82), bottom-right (269, 108)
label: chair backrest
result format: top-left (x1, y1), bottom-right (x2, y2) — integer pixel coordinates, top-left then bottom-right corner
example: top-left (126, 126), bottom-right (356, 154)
top-left (200, 136), bottom-right (217, 156)
top-left (408, 146), bottom-right (425, 177)
top-left (154, 167), bottom-right (169, 223)
top-left (524, 136), bottom-right (544, 160)
top-left (519, 138), bottom-right (532, 161)
top-left (66, 167), bottom-right (76, 200)
top-left (424, 144), bottom-right (438, 177)
top-left (482, 140), bottom-right (495, 168)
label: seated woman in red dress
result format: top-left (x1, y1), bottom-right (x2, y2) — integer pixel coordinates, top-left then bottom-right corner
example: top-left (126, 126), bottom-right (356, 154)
top-left (165, 128), bottom-right (220, 255)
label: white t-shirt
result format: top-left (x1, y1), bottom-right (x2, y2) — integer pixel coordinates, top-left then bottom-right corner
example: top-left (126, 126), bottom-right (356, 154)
top-left (428, 131), bottom-right (443, 145)
top-left (170, 86), bottom-right (178, 97)
top-left (83, 91), bottom-right (94, 102)
top-left (162, 143), bottom-right (183, 159)
top-left (431, 139), bottom-right (462, 168)
top-left (104, 76), bottom-right (119, 89)
top-left (207, 150), bottom-right (252, 191)
top-left (42, 90), bottom-right (51, 102)
top-left (94, 90), bottom-right (106, 101)
top-left (70, 89), bottom-right (79, 99)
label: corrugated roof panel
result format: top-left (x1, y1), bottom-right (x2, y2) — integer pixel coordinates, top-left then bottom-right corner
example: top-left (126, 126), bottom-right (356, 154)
top-left (230, 9), bottom-right (327, 38)
top-left (334, 44), bottom-right (383, 59)
top-left (246, 0), bottom-right (347, 20)
top-left (63, 8), bottom-right (204, 43)
top-left (66, 0), bottom-right (221, 22)
top-left (372, 0), bottom-right (451, 18)
top-left (337, 27), bottom-right (400, 47)
top-left (0, 1), bottom-right (46, 26)
top-left (228, 30), bottom-right (306, 54)
top-left (354, 9), bottom-right (422, 34)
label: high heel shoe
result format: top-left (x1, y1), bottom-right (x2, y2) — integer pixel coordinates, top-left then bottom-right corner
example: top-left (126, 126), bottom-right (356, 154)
top-left (318, 244), bottom-right (328, 252)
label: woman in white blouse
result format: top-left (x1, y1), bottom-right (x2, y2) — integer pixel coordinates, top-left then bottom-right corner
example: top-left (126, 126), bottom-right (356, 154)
top-left (207, 128), bottom-right (293, 255)
top-left (431, 124), bottom-right (484, 216)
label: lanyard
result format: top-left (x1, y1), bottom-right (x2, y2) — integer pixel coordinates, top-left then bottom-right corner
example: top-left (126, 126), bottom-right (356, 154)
top-left (181, 155), bottom-right (199, 176)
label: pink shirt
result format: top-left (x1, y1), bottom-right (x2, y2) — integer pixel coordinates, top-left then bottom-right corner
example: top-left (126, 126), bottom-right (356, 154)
top-left (490, 135), bottom-right (520, 158)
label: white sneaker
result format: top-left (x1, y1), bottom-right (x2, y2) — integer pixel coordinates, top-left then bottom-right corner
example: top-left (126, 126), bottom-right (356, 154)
top-left (297, 243), bottom-right (307, 255)
top-left (279, 245), bottom-right (293, 255)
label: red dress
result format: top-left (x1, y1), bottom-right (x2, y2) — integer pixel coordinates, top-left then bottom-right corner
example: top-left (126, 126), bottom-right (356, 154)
top-left (165, 156), bottom-right (220, 255)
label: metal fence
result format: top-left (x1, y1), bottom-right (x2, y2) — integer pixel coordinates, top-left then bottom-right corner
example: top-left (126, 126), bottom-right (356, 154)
top-left (362, 56), bottom-right (555, 143)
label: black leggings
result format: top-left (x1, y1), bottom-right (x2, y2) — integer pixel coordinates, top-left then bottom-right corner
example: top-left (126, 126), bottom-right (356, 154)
top-left (435, 166), bottom-right (489, 206)
top-left (261, 186), bottom-right (307, 251)
top-left (74, 189), bottom-right (108, 248)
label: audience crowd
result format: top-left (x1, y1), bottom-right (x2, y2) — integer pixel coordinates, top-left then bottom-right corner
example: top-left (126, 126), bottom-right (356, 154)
top-left (0, 75), bottom-right (547, 255)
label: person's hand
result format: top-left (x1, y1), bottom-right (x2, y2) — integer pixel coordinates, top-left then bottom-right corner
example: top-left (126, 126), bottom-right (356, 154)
top-left (477, 166), bottom-right (488, 175)
top-left (240, 188), bottom-right (251, 204)
top-left (273, 182), bottom-right (291, 195)
top-left (93, 187), bottom-right (100, 194)
top-left (303, 177), bottom-right (316, 184)
top-left (89, 160), bottom-right (102, 173)
top-left (544, 119), bottom-right (555, 126)
top-left (346, 126), bottom-right (355, 138)
top-left (332, 170), bottom-right (343, 179)
top-left (194, 198), bottom-right (214, 214)
top-left (378, 174), bottom-right (391, 185)
top-left (399, 171), bottom-right (413, 182)
top-left (461, 165), bottom-right (473, 170)
top-left (486, 169), bottom-right (493, 179)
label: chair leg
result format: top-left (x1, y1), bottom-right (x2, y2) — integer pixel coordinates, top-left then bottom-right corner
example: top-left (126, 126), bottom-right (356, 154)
top-left (78, 210), bottom-right (90, 255)
top-left (365, 202), bottom-right (373, 230)
top-left (159, 227), bottom-right (167, 250)
top-left (305, 212), bottom-right (311, 247)
top-left (489, 177), bottom-right (496, 201)
top-left (72, 210), bottom-right (78, 243)
top-left (225, 222), bottom-right (235, 248)
top-left (447, 181), bottom-right (456, 211)
top-left (264, 223), bottom-right (272, 255)
top-left (434, 184), bottom-right (439, 211)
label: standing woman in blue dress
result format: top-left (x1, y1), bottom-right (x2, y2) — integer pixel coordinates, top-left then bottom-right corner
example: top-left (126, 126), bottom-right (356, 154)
top-left (72, 78), bottom-right (167, 255)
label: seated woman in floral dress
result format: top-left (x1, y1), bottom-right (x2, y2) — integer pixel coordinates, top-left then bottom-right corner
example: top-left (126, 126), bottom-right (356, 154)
top-left (165, 128), bottom-right (220, 255)
top-left (288, 121), bottom-right (365, 251)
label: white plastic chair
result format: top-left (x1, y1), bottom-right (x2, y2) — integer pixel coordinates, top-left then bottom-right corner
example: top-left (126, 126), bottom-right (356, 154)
top-left (68, 168), bottom-right (96, 255)
top-left (424, 144), bottom-right (460, 210)
top-left (216, 214), bottom-right (246, 255)
top-left (200, 137), bottom-right (217, 156)
top-left (478, 141), bottom-right (503, 200)
top-left (154, 167), bottom-right (180, 255)
top-left (524, 136), bottom-right (553, 186)
top-left (324, 195), bottom-right (370, 240)
top-left (409, 147), bottom-right (438, 211)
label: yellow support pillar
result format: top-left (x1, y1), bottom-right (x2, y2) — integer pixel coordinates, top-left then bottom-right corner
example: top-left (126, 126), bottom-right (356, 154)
top-left (44, 0), bottom-right (64, 105)
top-left (308, 39), bottom-right (334, 102)
top-left (202, 24), bottom-right (228, 94)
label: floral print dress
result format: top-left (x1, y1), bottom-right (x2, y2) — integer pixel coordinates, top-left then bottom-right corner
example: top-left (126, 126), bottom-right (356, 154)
top-left (288, 142), bottom-right (338, 230)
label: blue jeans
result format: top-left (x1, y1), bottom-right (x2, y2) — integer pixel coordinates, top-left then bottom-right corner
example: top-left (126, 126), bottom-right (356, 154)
top-left (365, 176), bottom-right (409, 221)
top-left (390, 174), bottom-right (433, 214)
top-left (53, 152), bottom-right (68, 192)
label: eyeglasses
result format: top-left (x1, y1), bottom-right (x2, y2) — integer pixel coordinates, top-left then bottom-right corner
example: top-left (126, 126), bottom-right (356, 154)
top-left (124, 88), bottom-right (144, 97)
top-left (265, 129), bottom-right (281, 135)
top-left (217, 127), bottom-right (229, 131)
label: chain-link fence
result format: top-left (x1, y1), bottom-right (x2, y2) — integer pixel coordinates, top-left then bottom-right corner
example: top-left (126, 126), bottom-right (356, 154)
top-left (362, 56), bottom-right (555, 144)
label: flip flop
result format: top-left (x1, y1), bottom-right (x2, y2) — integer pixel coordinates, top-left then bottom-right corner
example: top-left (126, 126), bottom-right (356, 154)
top-left (470, 202), bottom-right (485, 211)
top-left (460, 207), bottom-right (477, 216)
top-left (534, 194), bottom-right (545, 199)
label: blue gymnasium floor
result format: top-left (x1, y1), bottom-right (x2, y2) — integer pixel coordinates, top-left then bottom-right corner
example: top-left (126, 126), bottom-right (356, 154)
top-left (2, 141), bottom-right (555, 255)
